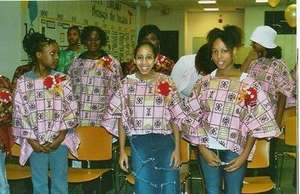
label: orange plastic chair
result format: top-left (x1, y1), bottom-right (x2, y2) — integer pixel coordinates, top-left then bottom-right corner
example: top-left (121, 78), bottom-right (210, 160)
top-left (124, 138), bottom-right (191, 193)
top-left (241, 139), bottom-right (275, 193)
top-left (6, 143), bottom-right (32, 181)
top-left (67, 126), bottom-right (114, 194)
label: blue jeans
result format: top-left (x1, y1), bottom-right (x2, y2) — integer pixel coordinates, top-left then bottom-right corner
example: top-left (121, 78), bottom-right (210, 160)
top-left (129, 134), bottom-right (180, 194)
top-left (197, 149), bottom-right (247, 194)
top-left (29, 145), bottom-right (68, 194)
top-left (0, 152), bottom-right (9, 194)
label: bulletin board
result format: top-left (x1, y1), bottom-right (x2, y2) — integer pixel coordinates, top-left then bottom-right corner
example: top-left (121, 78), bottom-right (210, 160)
top-left (38, 1), bottom-right (136, 63)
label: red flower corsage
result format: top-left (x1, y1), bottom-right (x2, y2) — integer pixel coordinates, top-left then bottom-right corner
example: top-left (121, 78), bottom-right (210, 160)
top-left (157, 54), bottom-right (166, 64)
top-left (238, 87), bottom-right (257, 107)
top-left (96, 56), bottom-right (113, 71)
top-left (0, 89), bottom-right (12, 121)
top-left (0, 90), bottom-right (11, 104)
top-left (43, 75), bottom-right (66, 95)
top-left (156, 80), bottom-right (172, 96)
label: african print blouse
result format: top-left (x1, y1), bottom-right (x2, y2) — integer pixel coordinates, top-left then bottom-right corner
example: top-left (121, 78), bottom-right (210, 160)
top-left (12, 70), bottom-right (80, 165)
top-left (68, 55), bottom-right (122, 127)
top-left (101, 73), bottom-right (185, 136)
top-left (247, 57), bottom-right (296, 114)
top-left (182, 70), bottom-right (280, 156)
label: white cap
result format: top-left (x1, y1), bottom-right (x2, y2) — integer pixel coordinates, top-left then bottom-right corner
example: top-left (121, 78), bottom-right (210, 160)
top-left (250, 26), bottom-right (277, 49)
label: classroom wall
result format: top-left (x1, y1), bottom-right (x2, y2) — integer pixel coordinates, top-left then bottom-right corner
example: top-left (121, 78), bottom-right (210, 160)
top-left (186, 11), bottom-right (244, 55)
top-left (0, 1), bottom-right (137, 80)
top-left (144, 7), bottom-right (186, 57)
top-left (22, 1), bottom-right (137, 62)
top-left (0, 2), bottom-right (22, 79)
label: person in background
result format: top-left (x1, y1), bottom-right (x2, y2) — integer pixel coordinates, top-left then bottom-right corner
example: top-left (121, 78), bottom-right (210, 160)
top-left (56, 26), bottom-right (84, 74)
top-left (0, 75), bottom-right (13, 194)
top-left (246, 25), bottom-right (296, 122)
top-left (102, 42), bottom-right (185, 194)
top-left (68, 25), bottom-right (122, 127)
top-left (171, 43), bottom-right (217, 97)
top-left (68, 26), bottom-right (122, 193)
top-left (122, 24), bottom-right (174, 76)
top-left (182, 25), bottom-right (281, 194)
top-left (12, 32), bottom-right (79, 194)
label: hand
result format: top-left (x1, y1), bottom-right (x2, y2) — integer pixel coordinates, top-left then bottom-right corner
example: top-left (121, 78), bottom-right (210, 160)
top-left (224, 153), bottom-right (247, 172)
top-left (170, 148), bottom-right (181, 168)
top-left (27, 139), bottom-right (48, 153)
top-left (119, 150), bottom-right (129, 172)
top-left (198, 145), bottom-right (221, 167)
top-left (44, 130), bottom-right (67, 152)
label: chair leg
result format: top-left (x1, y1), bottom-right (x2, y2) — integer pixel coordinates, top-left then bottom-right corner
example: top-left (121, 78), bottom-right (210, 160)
top-left (96, 177), bottom-right (103, 194)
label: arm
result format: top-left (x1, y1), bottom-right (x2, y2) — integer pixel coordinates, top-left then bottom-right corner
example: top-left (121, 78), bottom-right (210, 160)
top-left (169, 123), bottom-right (181, 168)
top-left (275, 92), bottom-right (287, 127)
top-left (118, 118), bottom-right (129, 172)
top-left (224, 135), bottom-right (256, 172)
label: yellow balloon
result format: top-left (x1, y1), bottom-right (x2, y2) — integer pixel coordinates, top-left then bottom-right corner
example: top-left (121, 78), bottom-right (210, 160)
top-left (284, 4), bottom-right (296, 27)
top-left (268, 0), bottom-right (280, 7)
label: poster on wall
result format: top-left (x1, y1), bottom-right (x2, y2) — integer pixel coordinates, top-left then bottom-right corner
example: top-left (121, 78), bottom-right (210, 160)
top-left (38, 1), bottom-right (136, 62)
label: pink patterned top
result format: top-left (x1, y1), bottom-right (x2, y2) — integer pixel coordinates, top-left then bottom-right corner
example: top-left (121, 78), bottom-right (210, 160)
top-left (247, 57), bottom-right (296, 114)
top-left (12, 70), bottom-right (80, 165)
top-left (68, 55), bottom-right (122, 127)
top-left (182, 70), bottom-right (280, 157)
top-left (101, 73), bottom-right (185, 136)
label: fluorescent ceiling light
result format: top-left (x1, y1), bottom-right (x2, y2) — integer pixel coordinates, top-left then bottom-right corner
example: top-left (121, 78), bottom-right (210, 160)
top-left (203, 7), bottom-right (219, 11)
top-left (256, 0), bottom-right (268, 2)
top-left (198, 0), bottom-right (216, 4)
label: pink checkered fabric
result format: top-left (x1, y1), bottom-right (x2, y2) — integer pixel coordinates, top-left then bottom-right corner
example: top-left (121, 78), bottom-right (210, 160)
top-left (12, 71), bottom-right (80, 165)
top-left (247, 57), bottom-right (296, 114)
top-left (183, 71), bottom-right (281, 157)
top-left (68, 55), bottom-right (122, 127)
top-left (101, 73), bottom-right (185, 136)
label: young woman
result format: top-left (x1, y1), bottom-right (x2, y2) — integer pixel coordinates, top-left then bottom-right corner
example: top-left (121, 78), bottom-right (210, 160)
top-left (12, 32), bottom-right (79, 194)
top-left (0, 75), bottom-right (13, 194)
top-left (182, 25), bottom-right (281, 194)
top-left (246, 25), bottom-right (296, 121)
top-left (68, 25), bottom-right (122, 127)
top-left (56, 25), bottom-right (84, 74)
top-left (102, 42), bottom-right (185, 194)
top-left (122, 25), bottom-right (174, 76)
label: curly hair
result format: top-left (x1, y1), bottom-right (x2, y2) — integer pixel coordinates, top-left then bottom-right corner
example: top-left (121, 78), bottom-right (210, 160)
top-left (207, 25), bottom-right (243, 51)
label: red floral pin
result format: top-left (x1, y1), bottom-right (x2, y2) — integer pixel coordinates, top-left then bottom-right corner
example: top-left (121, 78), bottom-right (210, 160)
top-left (0, 90), bottom-right (11, 104)
top-left (157, 54), bottom-right (166, 64)
top-left (96, 56), bottom-right (113, 71)
top-left (43, 75), bottom-right (66, 95)
top-left (0, 89), bottom-right (12, 121)
top-left (238, 87), bottom-right (257, 107)
top-left (156, 80), bottom-right (172, 97)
